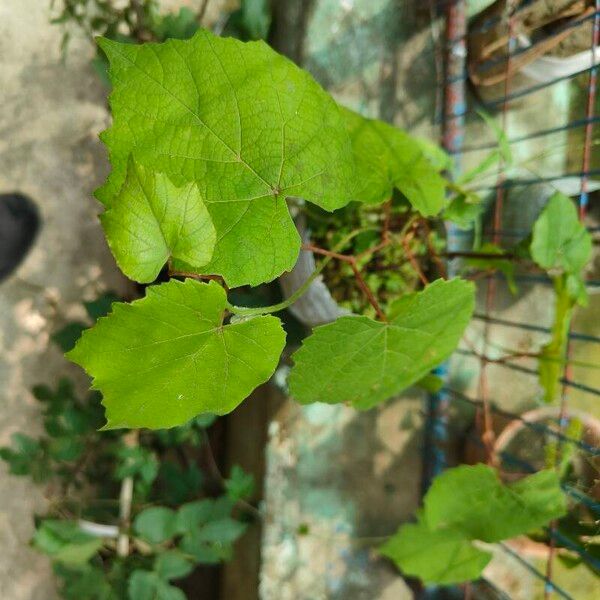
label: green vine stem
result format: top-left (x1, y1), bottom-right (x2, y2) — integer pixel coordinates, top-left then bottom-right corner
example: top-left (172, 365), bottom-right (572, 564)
top-left (227, 226), bottom-right (379, 317)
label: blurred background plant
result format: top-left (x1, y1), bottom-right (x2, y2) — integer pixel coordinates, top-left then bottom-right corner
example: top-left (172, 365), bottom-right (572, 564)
top-left (0, 293), bottom-right (255, 600)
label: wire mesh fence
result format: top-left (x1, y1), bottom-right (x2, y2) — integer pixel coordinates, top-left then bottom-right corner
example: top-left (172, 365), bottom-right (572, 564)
top-left (425, 0), bottom-right (600, 597)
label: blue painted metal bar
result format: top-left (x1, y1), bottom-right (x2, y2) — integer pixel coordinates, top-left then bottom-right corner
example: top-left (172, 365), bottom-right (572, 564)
top-left (422, 0), bottom-right (467, 494)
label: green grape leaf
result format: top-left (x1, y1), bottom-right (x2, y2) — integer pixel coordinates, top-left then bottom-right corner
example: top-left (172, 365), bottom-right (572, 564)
top-left (154, 551), bottom-right (194, 581)
top-left (101, 160), bottom-right (216, 283)
top-left (423, 464), bottom-right (567, 543)
top-left (97, 31), bottom-right (355, 287)
top-left (134, 507), bottom-right (177, 544)
top-left (342, 107), bottom-right (447, 215)
top-left (68, 279), bottom-right (286, 429)
top-left (380, 521), bottom-right (492, 585)
top-left (289, 278), bottom-right (474, 409)
top-left (383, 464), bottom-right (566, 586)
top-left (32, 520), bottom-right (103, 565)
top-left (128, 571), bottom-right (186, 600)
top-left (531, 192), bottom-right (592, 275)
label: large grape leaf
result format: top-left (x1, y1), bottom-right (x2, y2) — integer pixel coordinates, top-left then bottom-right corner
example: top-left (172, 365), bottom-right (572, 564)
top-left (424, 464), bottom-right (567, 543)
top-left (530, 192), bottom-right (591, 275)
top-left (381, 464), bottom-right (566, 586)
top-left (96, 30), bottom-right (356, 287)
top-left (102, 160), bottom-right (216, 283)
top-left (288, 278), bottom-right (474, 409)
top-left (67, 279), bottom-right (286, 429)
top-left (342, 107), bottom-right (447, 215)
top-left (380, 521), bottom-right (492, 586)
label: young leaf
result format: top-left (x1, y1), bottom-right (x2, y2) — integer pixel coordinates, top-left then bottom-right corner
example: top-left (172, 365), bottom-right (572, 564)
top-left (531, 192), bottom-right (591, 275)
top-left (133, 507), bottom-right (177, 544)
top-left (101, 160), bottom-right (216, 283)
top-left (97, 30), bottom-right (356, 287)
top-left (289, 279), bottom-right (474, 409)
top-left (225, 465), bottom-right (255, 501)
top-left (32, 520), bottom-right (103, 565)
top-left (423, 464), bottom-right (567, 542)
top-left (380, 521), bottom-right (492, 585)
top-left (342, 107), bottom-right (447, 215)
top-left (68, 279), bottom-right (286, 429)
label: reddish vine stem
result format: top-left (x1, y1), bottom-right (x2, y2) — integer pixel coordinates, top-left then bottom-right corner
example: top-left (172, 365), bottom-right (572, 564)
top-left (302, 243), bottom-right (388, 322)
top-left (401, 227), bottom-right (429, 286)
top-left (419, 219), bottom-right (448, 279)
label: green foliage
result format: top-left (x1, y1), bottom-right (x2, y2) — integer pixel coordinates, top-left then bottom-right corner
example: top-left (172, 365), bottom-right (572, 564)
top-left (342, 107), bottom-right (447, 215)
top-left (382, 464), bottom-right (567, 585)
top-left (531, 193), bottom-right (591, 277)
top-left (152, 8), bottom-right (199, 41)
top-left (97, 31), bottom-right (356, 287)
top-left (465, 242), bottom-right (517, 294)
top-left (423, 465), bottom-right (567, 542)
top-left (289, 279), bottom-right (474, 409)
top-left (68, 279), bottom-right (286, 429)
top-left (102, 160), bottom-right (216, 283)
top-left (443, 193), bottom-right (485, 230)
top-left (0, 433), bottom-right (49, 481)
top-left (530, 193), bottom-right (592, 402)
top-left (380, 520), bottom-right (492, 585)
top-left (225, 0), bottom-right (272, 41)
top-left (33, 520), bottom-right (104, 566)
top-left (134, 507), bottom-right (178, 544)
top-left (38, 15), bottom-right (598, 598)
top-left (128, 570), bottom-right (185, 600)
top-left (225, 465), bottom-right (256, 502)
top-left (0, 378), bottom-right (104, 482)
top-left (1, 295), bottom-right (256, 600)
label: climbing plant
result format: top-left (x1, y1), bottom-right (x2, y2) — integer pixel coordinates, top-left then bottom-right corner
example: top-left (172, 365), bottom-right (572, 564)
top-left (46, 28), bottom-right (595, 591)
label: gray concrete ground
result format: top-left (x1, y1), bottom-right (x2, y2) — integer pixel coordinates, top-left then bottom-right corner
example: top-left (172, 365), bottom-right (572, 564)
top-left (0, 2), bottom-right (129, 597)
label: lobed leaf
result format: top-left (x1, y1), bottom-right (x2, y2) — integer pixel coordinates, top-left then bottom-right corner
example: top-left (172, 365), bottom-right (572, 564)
top-left (380, 521), bottom-right (492, 586)
top-left (423, 464), bottom-right (567, 543)
top-left (101, 160), bottom-right (216, 283)
top-left (342, 107), bottom-right (447, 215)
top-left (68, 279), bottom-right (286, 429)
top-left (531, 192), bottom-right (591, 275)
top-left (97, 30), bottom-right (356, 287)
top-left (288, 278), bottom-right (474, 409)
top-left (382, 464), bottom-right (566, 585)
